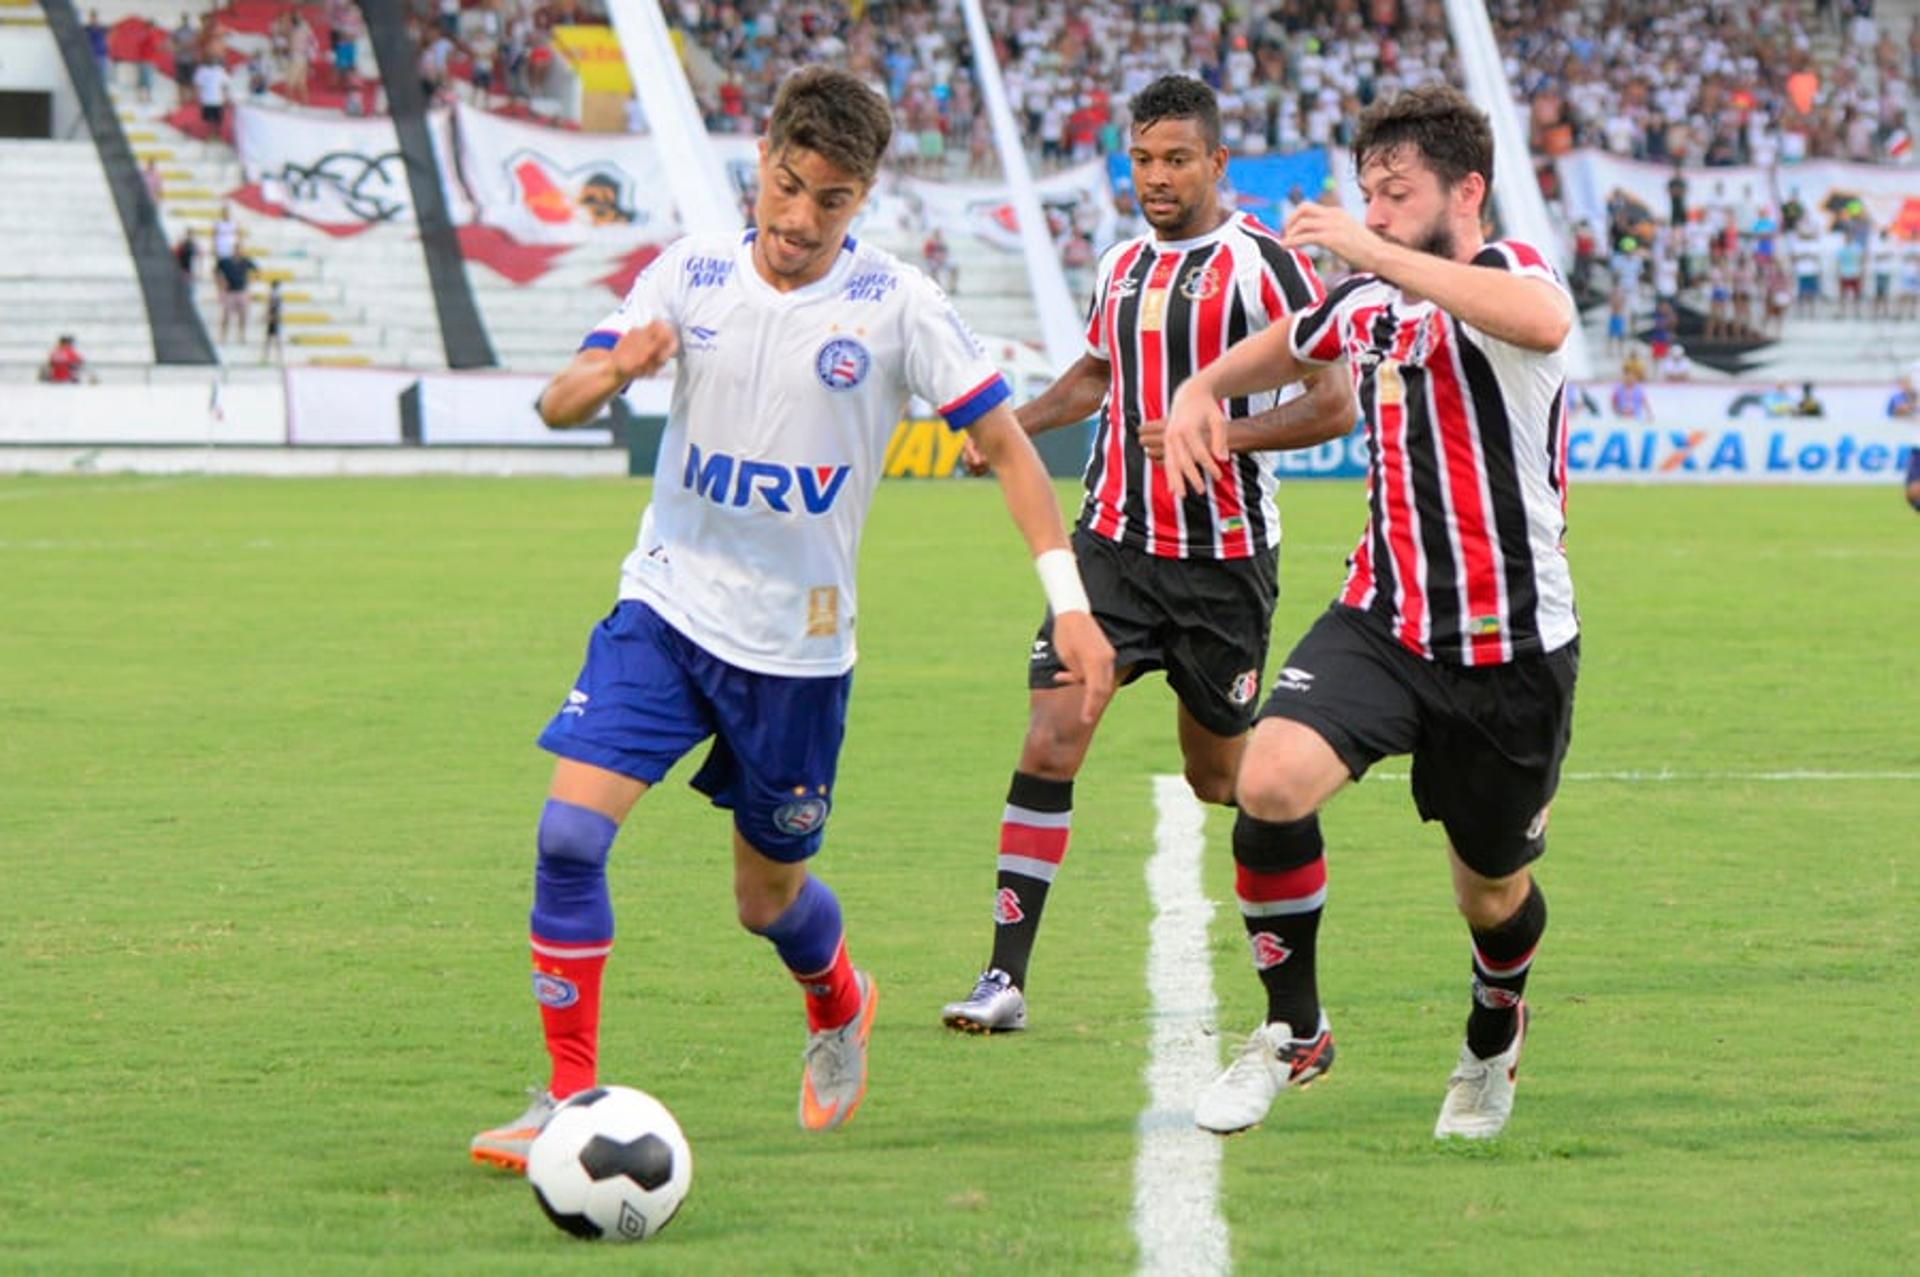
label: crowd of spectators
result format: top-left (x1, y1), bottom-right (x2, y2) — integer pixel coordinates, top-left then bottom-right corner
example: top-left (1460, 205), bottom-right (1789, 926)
top-left (1503, 0), bottom-right (1917, 168)
top-left (1575, 171), bottom-right (1920, 381)
top-left (95, 2), bottom-right (1919, 185)
top-left (666, 1), bottom-right (1459, 175)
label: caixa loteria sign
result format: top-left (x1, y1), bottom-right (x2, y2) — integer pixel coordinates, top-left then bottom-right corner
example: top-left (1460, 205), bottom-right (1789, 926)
top-left (1270, 383), bottom-right (1918, 484)
top-left (1565, 422), bottom-right (1915, 481)
top-left (1561, 381), bottom-right (1917, 484)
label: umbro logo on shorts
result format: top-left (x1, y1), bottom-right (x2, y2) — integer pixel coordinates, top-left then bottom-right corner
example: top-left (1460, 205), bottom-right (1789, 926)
top-left (1273, 666), bottom-right (1315, 694)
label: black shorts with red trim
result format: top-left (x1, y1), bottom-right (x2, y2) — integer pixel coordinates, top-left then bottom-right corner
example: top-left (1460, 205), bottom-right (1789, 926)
top-left (1258, 605), bottom-right (1579, 878)
top-left (1028, 527), bottom-right (1276, 738)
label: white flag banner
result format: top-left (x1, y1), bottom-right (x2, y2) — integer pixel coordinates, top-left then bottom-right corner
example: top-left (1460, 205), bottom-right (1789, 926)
top-left (451, 103), bottom-right (666, 244)
top-left (234, 105), bottom-right (414, 229)
top-left (897, 158), bottom-right (1118, 254)
top-left (445, 104), bottom-right (767, 245)
top-left (233, 103), bottom-right (470, 232)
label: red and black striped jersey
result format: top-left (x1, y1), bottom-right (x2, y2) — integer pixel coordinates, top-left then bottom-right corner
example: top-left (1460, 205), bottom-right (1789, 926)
top-left (1081, 213), bottom-right (1325, 560)
top-left (1288, 238), bottom-right (1577, 666)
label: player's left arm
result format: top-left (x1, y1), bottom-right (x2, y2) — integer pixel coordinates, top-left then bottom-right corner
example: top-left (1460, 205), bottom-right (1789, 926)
top-left (968, 404), bottom-right (1116, 722)
top-left (1142, 369), bottom-right (1356, 461)
top-left (1281, 203), bottom-right (1573, 352)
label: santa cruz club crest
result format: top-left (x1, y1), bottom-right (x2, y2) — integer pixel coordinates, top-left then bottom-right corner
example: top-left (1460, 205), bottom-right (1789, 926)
top-left (815, 337), bottom-right (871, 391)
top-left (1250, 933), bottom-right (1292, 969)
top-left (994, 887), bottom-right (1026, 925)
top-left (1228, 668), bottom-right (1260, 706)
top-left (1179, 266), bottom-right (1221, 301)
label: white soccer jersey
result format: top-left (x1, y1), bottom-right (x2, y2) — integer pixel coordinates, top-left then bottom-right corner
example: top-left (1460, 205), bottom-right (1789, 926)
top-left (584, 230), bottom-right (1009, 677)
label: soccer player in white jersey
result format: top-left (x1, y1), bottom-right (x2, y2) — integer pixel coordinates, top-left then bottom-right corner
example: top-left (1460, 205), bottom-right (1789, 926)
top-left (1164, 84), bottom-right (1580, 1141)
top-left (469, 67), bottom-right (1114, 1170)
top-left (938, 76), bottom-right (1357, 1034)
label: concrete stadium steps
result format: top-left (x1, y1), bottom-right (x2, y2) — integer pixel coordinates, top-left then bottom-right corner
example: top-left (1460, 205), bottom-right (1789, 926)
top-left (1582, 309), bottom-right (1920, 383)
top-left (862, 225), bottom-right (1045, 348)
top-left (108, 90), bottom-right (444, 369)
top-left (0, 140), bottom-right (145, 368)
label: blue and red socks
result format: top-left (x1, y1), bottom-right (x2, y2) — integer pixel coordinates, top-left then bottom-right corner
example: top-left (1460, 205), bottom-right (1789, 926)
top-left (756, 875), bottom-right (860, 1031)
top-left (986, 771), bottom-right (1072, 989)
top-left (530, 799), bottom-right (617, 1099)
top-left (1466, 880), bottom-right (1546, 1058)
top-left (1232, 811), bottom-right (1327, 1034)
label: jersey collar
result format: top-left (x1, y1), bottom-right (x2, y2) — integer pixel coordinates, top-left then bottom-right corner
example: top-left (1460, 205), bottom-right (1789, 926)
top-left (736, 230), bottom-right (859, 303)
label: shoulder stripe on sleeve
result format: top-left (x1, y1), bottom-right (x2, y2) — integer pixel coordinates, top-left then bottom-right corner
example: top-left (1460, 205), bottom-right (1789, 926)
top-left (939, 373), bottom-right (1012, 430)
top-left (580, 330), bottom-right (620, 352)
top-left (1476, 239), bottom-right (1561, 279)
top-left (1472, 242), bottom-right (1512, 270)
top-left (1503, 240), bottom-right (1549, 271)
top-left (1248, 231), bottom-right (1324, 312)
top-left (1291, 273), bottom-right (1372, 358)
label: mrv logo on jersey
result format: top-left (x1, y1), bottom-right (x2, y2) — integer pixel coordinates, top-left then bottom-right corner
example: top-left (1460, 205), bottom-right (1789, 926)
top-left (682, 444), bottom-right (853, 514)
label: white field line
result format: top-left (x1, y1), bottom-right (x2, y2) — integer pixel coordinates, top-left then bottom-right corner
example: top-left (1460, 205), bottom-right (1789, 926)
top-left (1134, 776), bottom-right (1230, 1277)
top-left (0, 477), bottom-right (202, 501)
top-left (1369, 770), bottom-right (1920, 783)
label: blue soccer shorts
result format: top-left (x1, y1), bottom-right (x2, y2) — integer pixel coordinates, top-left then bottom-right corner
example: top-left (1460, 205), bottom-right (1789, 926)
top-left (537, 601), bottom-right (851, 861)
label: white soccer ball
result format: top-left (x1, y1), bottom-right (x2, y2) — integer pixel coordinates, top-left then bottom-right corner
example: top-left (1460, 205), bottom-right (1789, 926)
top-left (527, 1085), bottom-right (692, 1242)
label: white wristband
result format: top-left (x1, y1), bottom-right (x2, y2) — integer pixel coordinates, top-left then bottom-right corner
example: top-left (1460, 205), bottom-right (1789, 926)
top-left (1035, 548), bottom-right (1091, 616)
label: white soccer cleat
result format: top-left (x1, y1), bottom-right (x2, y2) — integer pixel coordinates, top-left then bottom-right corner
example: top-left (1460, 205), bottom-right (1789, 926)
top-left (940, 968), bottom-right (1028, 1034)
top-left (799, 970), bottom-right (878, 1131)
top-left (1194, 1013), bottom-right (1335, 1135)
top-left (1434, 1003), bottom-right (1527, 1140)
top-left (469, 1087), bottom-right (559, 1174)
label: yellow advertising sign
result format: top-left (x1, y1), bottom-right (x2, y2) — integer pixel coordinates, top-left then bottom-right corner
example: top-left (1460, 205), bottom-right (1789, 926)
top-left (883, 418), bottom-right (973, 478)
top-left (552, 25), bottom-right (633, 95)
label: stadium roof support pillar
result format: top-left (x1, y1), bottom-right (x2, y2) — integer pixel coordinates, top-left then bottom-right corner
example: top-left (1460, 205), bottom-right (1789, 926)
top-left (958, 0), bottom-right (1082, 372)
top-left (605, 0), bottom-right (740, 237)
top-left (356, 0), bottom-right (498, 369)
top-left (1441, 0), bottom-right (1593, 379)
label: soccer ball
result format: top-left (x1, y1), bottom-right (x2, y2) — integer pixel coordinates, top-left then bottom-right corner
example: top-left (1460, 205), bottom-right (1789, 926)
top-left (526, 1085), bottom-right (692, 1242)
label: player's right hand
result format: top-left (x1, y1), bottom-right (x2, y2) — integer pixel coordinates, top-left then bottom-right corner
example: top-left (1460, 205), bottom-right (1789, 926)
top-left (612, 319), bottom-right (678, 381)
top-left (1049, 610), bottom-right (1116, 724)
top-left (959, 434), bottom-right (991, 476)
top-left (1163, 382), bottom-right (1227, 500)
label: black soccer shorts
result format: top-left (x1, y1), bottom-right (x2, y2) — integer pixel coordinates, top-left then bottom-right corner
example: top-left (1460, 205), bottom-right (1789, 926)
top-left (1027, 527), bottom-right (1277, 738)
top-left (1257, 605), bottom-right (1579, 878)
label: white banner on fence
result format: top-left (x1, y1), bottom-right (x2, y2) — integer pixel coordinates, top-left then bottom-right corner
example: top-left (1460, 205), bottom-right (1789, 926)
top-left (1566, 380), bottom-right (1916, 482)
top-left (285, 366), bottom-right (412, 444)
top-left (0, 382), bottom-right (283, 446)
top-left (1554, 149), bottom-right (1920, 238)
top-left (283, 366), bottom-right (671, 447)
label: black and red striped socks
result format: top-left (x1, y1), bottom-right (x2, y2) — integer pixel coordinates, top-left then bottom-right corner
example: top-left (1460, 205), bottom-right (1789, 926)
top-left (1232, 811), bottom-right (1327, 1033)
top-left (1466, 880), bottom-right (1546, 1058)
top-left (986, 771), bottom-right (1073, 989)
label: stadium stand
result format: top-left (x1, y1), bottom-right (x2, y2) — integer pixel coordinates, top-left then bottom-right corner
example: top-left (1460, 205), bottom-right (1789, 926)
top-left (10, 0), bottom-right (1917, 381)
top-left (84, 0), bottom-right (442, 368)
top-left (0, 138), bottom-right (147, 378)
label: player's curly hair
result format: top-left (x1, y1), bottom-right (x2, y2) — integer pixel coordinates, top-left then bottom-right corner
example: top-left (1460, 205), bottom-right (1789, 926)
top-left (768, 67), bottom-right (893, 183)
top-left (1128, 74), bottom-right (1221, 149)
top-left (1353, 84), bottom-right (1494, 193)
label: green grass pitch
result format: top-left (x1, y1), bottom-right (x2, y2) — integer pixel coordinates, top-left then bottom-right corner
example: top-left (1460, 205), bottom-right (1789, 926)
top-left (1, 474), bottom-right (1914, 1273)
